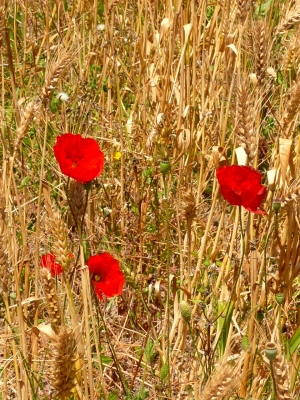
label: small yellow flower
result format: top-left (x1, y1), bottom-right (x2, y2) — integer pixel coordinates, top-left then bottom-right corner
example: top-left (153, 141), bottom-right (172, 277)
top-left (114, 151), bottom-right (122, 160)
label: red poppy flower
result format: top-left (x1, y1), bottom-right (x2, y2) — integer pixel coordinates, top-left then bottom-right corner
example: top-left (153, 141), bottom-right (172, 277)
top-left (87, 252), bottom-right (124, 300)
top-left (54, 133), bottom-right (104, 183)
top-left (40, 253), bottom-right (63, 277)
top-left (216, 165), bottom-right (267, 214)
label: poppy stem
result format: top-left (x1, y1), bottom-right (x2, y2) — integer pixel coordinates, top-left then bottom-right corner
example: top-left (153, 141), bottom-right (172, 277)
top-left (81, 184), bottom-right (90, 234)
top-left (233, 206), bottom-right (245, 300)
top-left (96, 295), bottom-right (130, 396)
top-left (65, 177), bottom-right (80, 271)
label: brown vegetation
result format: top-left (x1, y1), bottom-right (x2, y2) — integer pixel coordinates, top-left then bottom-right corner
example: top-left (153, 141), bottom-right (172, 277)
top-left (1, 1), bottom-right (300, 399)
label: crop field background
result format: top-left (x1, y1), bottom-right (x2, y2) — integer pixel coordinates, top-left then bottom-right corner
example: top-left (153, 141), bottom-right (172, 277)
top-left (1, 0), bottom-right (300, 399)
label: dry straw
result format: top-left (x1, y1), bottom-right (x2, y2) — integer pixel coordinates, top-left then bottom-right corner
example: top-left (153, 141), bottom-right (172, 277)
top-left (0, 234), bottom-right (8, 292)
top-left (0, 193), bottom-right (7, 292)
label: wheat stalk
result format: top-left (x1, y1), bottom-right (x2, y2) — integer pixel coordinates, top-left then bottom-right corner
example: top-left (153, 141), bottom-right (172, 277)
top-left (0, 234), bottom-right (8, 293)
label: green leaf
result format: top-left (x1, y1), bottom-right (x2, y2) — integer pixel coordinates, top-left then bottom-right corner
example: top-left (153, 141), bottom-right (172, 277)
top-left (144, 338), bottom-right (156, 363)
top-left (133, 387), bottom-right (149, 399)
top-left (277, 70), bottom-right (283, 85)
top-left (101, 355), bottom-right (113, 365)
top-left (82, 235), bottom-right (90, 260)
top-left (241, 335), bottom-right (250, 351)
top-left (108, 392), bottom-right (119, 400)
top-left (288, 326), bottom-right (300, 359)
top-left (160, 363), bottom-right (168, 381)
top-left (218, 301), bottom-right (233, 356)
top-left (254, 0), bottom-right (272, 17)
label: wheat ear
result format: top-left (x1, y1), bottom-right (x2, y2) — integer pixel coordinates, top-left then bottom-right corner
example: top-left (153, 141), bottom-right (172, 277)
top-left (42, 45), bottom-right (75, 102)
top-left (49, 327), bottom-right (77, 400)
top-left (41, 268), bottom-right (61, 328)
top-left (69, 180), bottom-right (86, 226)
top-left (51, 213), bottom-right (71, 271)
top-left (236, 82), bottom-right (257, 163)
top-left (282, 175), bottom-right (300, 206)
top-left (0, 0), bottom-right (5, 50)
top-left (276, 6), bottom-right (300, 36)
top-left (281, 80), bottom-right (300, 137)
top-left (271, 353), bottom-right (292, 400)
top-left (199, 362), bottom-right (241, 400)
top-left (13, 100), bottom-right (40, 154)
top-left (253, 20), bottom-right (268, 86)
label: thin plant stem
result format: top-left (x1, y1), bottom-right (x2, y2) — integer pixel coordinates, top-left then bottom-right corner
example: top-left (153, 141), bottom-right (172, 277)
top-left (163, 174), bottom-right (171, 396)
top-left (95, 294), bottom-right (130, 397)
top-left (270, 360), bottom-right (278, 399)
top-left (213, 206), bottom-right (245, 356)
top-left (263, 211), bottom-right (279, 314)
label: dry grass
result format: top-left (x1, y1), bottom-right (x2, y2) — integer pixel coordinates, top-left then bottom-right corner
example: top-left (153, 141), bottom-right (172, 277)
top-left (1, 0), bottom-right (300, 399)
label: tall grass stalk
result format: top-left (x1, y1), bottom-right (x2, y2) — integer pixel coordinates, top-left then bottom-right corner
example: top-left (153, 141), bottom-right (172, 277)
top-left (1, 1), bottom-right (300, 398)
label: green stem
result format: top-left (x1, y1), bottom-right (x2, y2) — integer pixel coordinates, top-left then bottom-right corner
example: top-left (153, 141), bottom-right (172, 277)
top-left (270, 360), bottom-right (278, 399)
top-left (188, 322), bottom-right (206, 376)
top-left (163, 175), bottom-right (171, 395)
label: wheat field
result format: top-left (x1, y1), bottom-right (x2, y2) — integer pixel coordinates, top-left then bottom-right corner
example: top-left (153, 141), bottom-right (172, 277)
top-left (1, 0), bottom-right (300, 399)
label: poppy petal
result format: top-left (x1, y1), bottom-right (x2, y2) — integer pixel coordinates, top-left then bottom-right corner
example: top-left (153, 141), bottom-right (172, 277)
top-left (54, 133), bottom-right (104, 183)
top-left (40, 253), bottom-right (63, 277)
top-left (87, 253), bottom-right (124, 300)
top-left (217, 165), bottom-right (267, 214)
